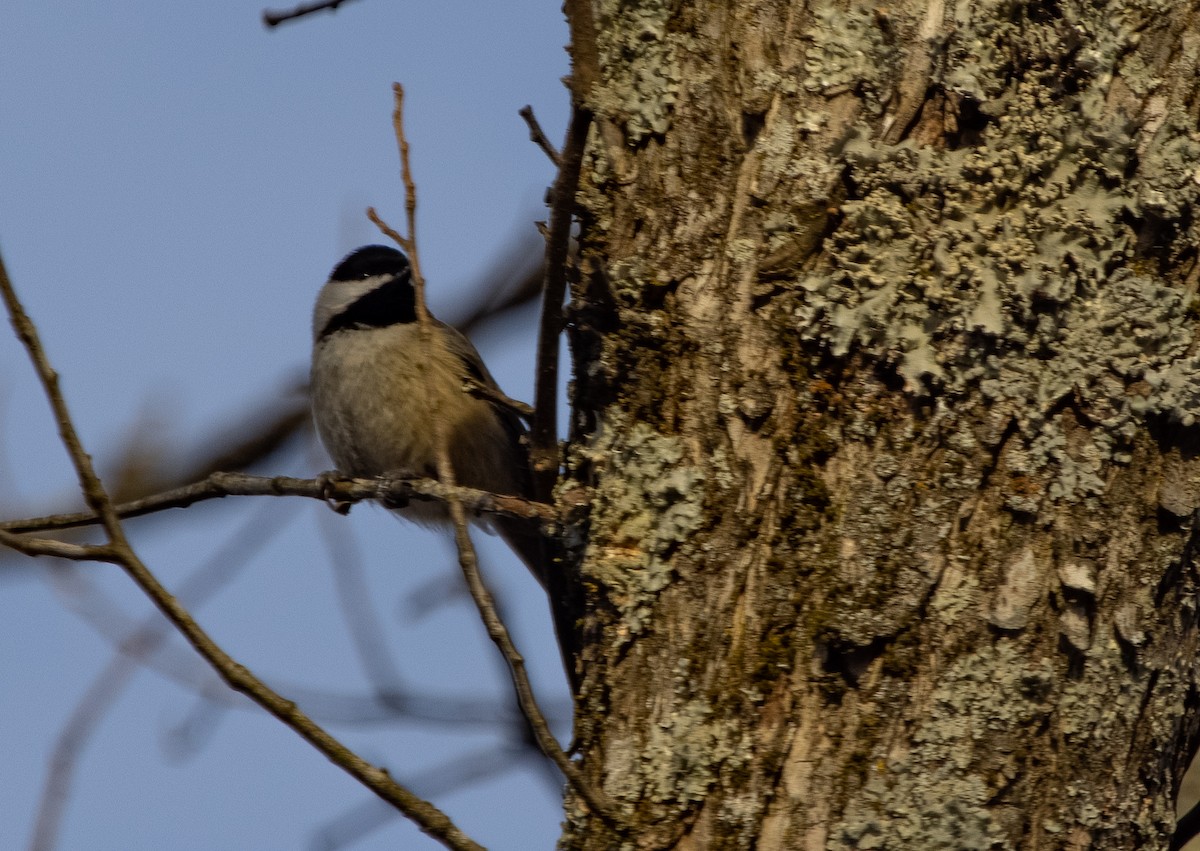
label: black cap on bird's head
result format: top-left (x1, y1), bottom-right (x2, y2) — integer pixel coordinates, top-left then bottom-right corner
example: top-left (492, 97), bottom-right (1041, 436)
top-left (329, 244), bottom-right (411, 283)
top-left (314, 245), bottom-right (417, 341)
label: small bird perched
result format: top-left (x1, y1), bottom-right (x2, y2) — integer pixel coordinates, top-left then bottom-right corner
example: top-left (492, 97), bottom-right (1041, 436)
top-left (309, 244), bottom-right (546, 586)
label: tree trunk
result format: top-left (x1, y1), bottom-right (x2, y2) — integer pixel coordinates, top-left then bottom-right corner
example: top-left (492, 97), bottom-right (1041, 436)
top-left (560, 0), bottom-right (1200, 848)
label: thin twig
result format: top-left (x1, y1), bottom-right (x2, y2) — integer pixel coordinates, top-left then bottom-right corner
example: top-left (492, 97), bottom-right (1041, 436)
top-left (51, 554), bottom-right (572, 728)
top-left (379, 83), bottom-right (623, 826)
top-left (463, 378), bottom-right (535, 421)
top-left (313, 744), bottom-right (547, 851)
top-left (366, 206), bottom-right (411, 253)
top-left (262, 0), bottom-right (358, 27)
top-left (529, 0), bottom-right (599, 504)
top-left (529, 107), bottom-right (588, 503)
top-left (0, 250), bottom-right (483, 851)
top-left (0, 471), bottom-right (557, 535)
top-left (531, 0), bottom-right (605, 793)
top-left (519, 105), bottom-right (562, 166)
top-left (0, 529), bottom-right (108, 560)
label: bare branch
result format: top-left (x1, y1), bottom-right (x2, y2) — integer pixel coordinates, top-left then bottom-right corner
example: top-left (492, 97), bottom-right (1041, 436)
top-left (381, 82), bottom-right (623, 828)
top-left (313, 745), bottom-right (549, 851)
top-left (0, 529), bottom-right (109, 560)
top-left (0, 471), bottom-right (558, 535)
top-left (0, 260), bottom-right (115, 523)
top-left (0, 250), bottom-right (483, 851)
top-left (262, 0), bottom-right (358, 28)
top-left (49, 559), bottom-right (573, 728)
top-left (519, 105), bottom-right (562, 166)
top-left (530, 0), bottom-right (599, 504)
top-left (528, 108), bottom-right (583, 500)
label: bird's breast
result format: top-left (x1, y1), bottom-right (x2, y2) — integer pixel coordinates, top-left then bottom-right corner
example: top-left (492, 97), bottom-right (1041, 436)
top-left (310, 327), bottom-right (520, 499)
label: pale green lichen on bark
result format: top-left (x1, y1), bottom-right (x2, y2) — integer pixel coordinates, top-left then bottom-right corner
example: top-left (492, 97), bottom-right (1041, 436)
top-left (752, 0), bottom-right (891, 260)
top-left (928, 557), bottom-right (981, 625)
top-left (602, 687), bottom-right (748, 806)
top-left (803, 0), bottom-right (896, 103)
top-left (582, 419), bottom-right (707, 634)
top-left (1055, 626), bottom-right (1182, 838)
top-left (1058, 628), bottom-right (1145, 740)
top-left (787, 6), bottom-right (1200, 509)
top-left (592, 0), bottom-right (682, 141)
top-left (567, 0), bottom-right (1200, 846)
top-left (836, 642), bottom-right (1058, 850)
top-left (943, 0), bottom-right (1176, 101)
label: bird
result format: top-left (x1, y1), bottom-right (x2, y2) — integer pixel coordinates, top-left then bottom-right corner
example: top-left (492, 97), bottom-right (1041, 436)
top-left (308, 244), bottom-right (548, 587)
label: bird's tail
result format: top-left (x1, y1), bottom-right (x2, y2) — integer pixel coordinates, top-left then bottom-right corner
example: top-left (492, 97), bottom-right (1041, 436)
top-left (496, 514), bottom-right (582, 695)
top-left (496, 514), bottom-right (551, 590)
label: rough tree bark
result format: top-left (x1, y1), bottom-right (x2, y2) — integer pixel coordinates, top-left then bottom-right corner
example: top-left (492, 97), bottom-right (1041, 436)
top-left (559, 0), bottom-right (1200, 848)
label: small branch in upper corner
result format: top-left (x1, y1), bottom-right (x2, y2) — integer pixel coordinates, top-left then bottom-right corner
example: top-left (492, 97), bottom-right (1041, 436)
top-left (519, 106), bottom-right (561, 166)
top-left (262, 0), bottom-right (359, 28)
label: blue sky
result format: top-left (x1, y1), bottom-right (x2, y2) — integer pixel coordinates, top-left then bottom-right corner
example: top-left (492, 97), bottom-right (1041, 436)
top-left (1, 1), bottom-right (572, 848)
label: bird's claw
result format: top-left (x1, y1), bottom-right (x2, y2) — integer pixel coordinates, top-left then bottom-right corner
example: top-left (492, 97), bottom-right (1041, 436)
top-left (316, 471), bottom-right (353, 515)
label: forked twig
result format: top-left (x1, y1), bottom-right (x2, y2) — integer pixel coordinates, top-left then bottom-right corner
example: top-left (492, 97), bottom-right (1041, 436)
top-left (0, 251), bottom-right (483, 851)
top-left (366, 206), bottom-right (410, 253)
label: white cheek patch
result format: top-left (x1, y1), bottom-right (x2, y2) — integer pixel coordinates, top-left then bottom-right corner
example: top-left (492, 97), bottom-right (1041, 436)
top-left (311, 276), bottom-right (388, 342)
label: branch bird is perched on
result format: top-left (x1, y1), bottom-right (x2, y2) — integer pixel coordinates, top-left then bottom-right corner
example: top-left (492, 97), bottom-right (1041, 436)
top-left (309, 244), bottom-right (547, 586)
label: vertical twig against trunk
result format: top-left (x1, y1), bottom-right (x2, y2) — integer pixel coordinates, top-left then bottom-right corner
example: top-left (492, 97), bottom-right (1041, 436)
top-left (529, 0), bottom-right (600, 503)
